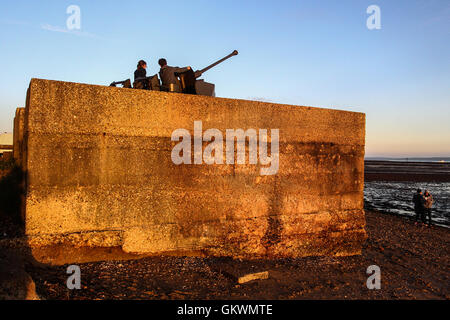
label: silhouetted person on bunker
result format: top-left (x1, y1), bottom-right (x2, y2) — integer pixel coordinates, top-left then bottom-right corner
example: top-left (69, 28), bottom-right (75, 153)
top-left (158, 58), bottom-right (191, 93)
top-left (134, 60), bottom-right (148, 89)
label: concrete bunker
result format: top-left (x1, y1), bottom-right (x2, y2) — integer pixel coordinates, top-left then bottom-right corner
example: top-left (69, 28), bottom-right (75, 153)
top-left (14, 78), bottom-right (366, 261)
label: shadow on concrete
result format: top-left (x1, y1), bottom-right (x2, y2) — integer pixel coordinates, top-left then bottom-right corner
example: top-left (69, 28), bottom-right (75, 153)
top-left (261, 177), bottom-right (283, 253)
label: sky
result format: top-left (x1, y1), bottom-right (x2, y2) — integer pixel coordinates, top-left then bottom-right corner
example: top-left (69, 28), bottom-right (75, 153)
top-left (0, 0), bottom-right (449, 157)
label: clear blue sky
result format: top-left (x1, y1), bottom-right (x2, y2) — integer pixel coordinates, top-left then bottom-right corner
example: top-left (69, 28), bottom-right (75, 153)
top-left (0, 0), bottom-right (449, 157)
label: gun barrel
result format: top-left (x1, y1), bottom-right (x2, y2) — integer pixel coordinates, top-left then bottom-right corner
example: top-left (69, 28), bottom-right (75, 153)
top-left (197, 50), bottom-right (238, 77)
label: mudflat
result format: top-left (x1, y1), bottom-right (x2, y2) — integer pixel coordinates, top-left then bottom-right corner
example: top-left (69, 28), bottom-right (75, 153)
top-left (365, 160), bottom-right (450, 182)
top-left (1, 210), bottom-right (448, 300)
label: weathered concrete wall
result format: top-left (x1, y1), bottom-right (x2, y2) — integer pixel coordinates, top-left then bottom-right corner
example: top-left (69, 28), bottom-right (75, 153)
top-left (21, 78), bottom-right (366, 258)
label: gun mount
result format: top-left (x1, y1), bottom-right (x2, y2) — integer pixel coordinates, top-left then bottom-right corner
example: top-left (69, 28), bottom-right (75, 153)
top-left (110, 79), bottom-right (131, 88)
top-left (176, 50), bottom-right (239, 96)
top-left (109, 75), bottom-right (160, 91)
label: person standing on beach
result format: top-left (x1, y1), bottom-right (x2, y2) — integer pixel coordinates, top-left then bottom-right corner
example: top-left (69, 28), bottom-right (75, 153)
top-left (424, 190), bottom-right (434, 225)
top-left (412, 189), bottom-right (425, 223)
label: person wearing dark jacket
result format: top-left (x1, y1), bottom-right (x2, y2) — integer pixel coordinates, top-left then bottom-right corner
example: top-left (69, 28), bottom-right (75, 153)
top-left (134, 60), bottom-right (148, 89)
top-left (412, 189), bottom-right (425, 223)
top-left (158, 58), bottom-right (191, 92)
top-left (423, 190), bottom-right (434, 225)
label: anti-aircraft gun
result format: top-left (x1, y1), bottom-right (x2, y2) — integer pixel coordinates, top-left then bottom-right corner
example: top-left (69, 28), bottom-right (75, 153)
top-left (175, 50), bottom-right (238, 97)
top-left (109, 50), bottom-right (238, 96)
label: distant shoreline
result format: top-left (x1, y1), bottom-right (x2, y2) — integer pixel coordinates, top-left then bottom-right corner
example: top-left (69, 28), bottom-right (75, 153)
top-left (366, 157), bottom-right (450, 163)
top-left (365, 160), bottom-right (450, 182)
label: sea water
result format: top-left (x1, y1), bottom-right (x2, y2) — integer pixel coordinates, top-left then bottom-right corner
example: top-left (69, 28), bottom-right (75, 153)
top-left (364, 181), bottom-right (450, 227)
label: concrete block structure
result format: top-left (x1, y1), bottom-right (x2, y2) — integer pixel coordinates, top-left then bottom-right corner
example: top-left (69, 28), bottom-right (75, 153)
top-left (15, 78), bottom-right (366, 258)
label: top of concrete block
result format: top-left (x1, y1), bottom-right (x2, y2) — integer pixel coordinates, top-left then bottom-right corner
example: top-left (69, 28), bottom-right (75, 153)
top-left (26, 78), bottom-right (365, 145)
